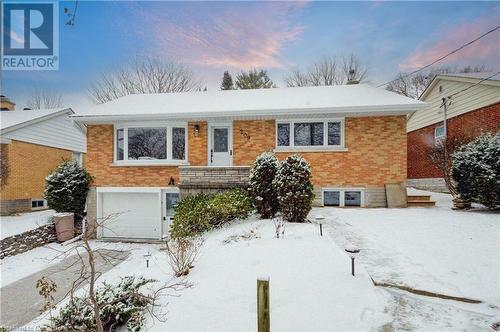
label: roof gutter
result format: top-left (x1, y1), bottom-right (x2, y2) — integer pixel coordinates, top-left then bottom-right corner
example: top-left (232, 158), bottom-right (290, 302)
top-left (72, 104), bottom-right (426, 124)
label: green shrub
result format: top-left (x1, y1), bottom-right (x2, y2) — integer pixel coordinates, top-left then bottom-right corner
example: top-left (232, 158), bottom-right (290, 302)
top-left (451, 132), bottom-right (500, 209)
top-left (44, 160), bottom-right (92, 222)
top-left (273, 155), bottom-right (314, 223)
top-left (170, 188), bottom-right (253, 238)
top-left (249, 152), bottom-right (280, 218)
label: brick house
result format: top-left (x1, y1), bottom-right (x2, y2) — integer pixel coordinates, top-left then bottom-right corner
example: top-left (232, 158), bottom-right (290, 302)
top-left (0, 105), bottom-right (87, 215)
top-left (73, 84), bottom-right (425, 240)
top-left (407, 73), bottom-right (500, 192)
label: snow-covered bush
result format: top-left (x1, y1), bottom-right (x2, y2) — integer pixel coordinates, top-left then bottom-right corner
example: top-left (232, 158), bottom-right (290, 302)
top-left (451, 133), bottom-right (500, 209)
top-left (170, 189), bottom-right (253, 238)
top-left (45, 276), bottom-right (155, 332)
top-left (249, 152), bottom-right (279, 218)
top-left (273, 155), bottom-right (314, 223)
top-left (45, 160), bottom-right (92, 221)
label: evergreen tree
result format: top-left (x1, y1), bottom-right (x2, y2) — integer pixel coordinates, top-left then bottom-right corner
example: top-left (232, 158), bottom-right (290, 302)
top-left (273, 155), bottom-right (314, 223)
top-left (249, 152), bottom-right (280, 219)
top-left (220, 71), bottom-right (234, 90)
top-left (235, 69), bottom-right (276, 89)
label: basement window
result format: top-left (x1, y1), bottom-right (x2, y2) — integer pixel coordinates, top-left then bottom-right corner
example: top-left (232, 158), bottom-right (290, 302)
top-left (31, 199), bottom-right (46, 210)
top-left (322, 188), bottom-right (364, 207)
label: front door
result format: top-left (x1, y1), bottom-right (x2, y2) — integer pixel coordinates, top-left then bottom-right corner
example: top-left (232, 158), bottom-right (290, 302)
top-left (210, 124), bottom-right (232, 166)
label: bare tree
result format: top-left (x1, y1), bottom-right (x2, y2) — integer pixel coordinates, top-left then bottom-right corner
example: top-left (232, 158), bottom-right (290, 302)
top-left (428, 134), bottom-right (470, 198)
top-left (26, 89), bottom-right (63, 109)
top-left (88, 56), bottom-right (202, 104)
top-left (38, 214), bottom-right (190, 331)
top-left (386, 65), bottom-right (488, 99)
top-left (284, 54), bottom-right (369, 87)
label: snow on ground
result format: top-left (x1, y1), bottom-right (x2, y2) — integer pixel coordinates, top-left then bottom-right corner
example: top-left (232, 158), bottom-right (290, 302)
top-left (313, 190), bottom-right (500, 309)
top-left (23, 218), bottom-right (392, 331)
top-left (0, 209), bottom-right (55, 240)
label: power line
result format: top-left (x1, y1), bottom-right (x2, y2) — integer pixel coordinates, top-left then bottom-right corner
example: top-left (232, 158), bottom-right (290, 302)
top-left (446, 71), bottom-right (500, 99)
top-left (377, 25), bottom-right (500, 88)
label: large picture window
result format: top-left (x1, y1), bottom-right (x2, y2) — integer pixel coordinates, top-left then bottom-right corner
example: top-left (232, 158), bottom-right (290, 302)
top-left (276, 119), bottom-right (344, 150)
top-left (114, 123), bottom-right (187, 164)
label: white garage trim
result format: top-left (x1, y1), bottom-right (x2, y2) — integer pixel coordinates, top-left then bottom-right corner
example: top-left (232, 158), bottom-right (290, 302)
top-left (96, 187), bottom-right (179, 239)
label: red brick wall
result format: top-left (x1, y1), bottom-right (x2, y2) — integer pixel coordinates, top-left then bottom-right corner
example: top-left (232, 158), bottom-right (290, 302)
top-left (88, 116), bottom-right (407, 189)
top-left (407, 102), bottom-right (500, 179)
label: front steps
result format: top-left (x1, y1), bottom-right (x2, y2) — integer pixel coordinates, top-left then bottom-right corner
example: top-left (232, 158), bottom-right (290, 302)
top-left (407, 195), bottom-right (436, 207)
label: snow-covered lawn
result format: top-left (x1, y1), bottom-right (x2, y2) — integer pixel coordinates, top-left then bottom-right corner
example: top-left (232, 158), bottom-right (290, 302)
top-left (315, 189), bottom-right (500, 309)
top-left (21, 218), bottom-right (393, 331)
top-left (0, 209), bottom-right (55, 240)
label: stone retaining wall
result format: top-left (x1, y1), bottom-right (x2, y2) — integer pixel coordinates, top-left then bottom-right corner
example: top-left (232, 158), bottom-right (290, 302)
top-left (0, 223), bottom-right (57, 259)
top-left (179, 166), bottom-right (250, 198)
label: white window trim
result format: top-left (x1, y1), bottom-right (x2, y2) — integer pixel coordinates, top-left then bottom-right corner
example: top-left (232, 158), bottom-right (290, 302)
top-left (113, 122), bottom-right (188, 166)
top-left (434, 125), bottom-right (445, 144)
top-left (274, 118), bottom-right (347, 152)
top-left (31, 199), bottom-right (47, 210)
top-left (322, 188), bottom-right (365, 207)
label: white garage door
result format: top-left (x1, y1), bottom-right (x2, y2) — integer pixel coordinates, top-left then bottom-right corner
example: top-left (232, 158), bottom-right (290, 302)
top-left (101, 192), bottom-right (160, 239)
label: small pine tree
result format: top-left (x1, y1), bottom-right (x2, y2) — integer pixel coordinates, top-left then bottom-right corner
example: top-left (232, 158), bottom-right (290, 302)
top-left (249, 152), bottom-right (279, 219)
top-left (451, 132), bottom-right (500, 209)
top-left (273, 155), bottom-right (314, 222)
top-left (235, 69), bottom-right (276, 89)
top-left (220, 71), bottom-right (234, 90)
top-left (45, 160), bottom-right (92, 222)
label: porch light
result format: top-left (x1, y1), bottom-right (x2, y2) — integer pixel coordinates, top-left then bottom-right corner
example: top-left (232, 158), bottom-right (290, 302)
top-left (168, 177), bottom-right (175, 186)
top-left (193, 124), bottom-right (200, 136)
top-left (345, 246), bottom-right (360, 276)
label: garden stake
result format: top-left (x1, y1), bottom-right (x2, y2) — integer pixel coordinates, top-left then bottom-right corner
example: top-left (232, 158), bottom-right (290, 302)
top-left (320, 223), bottom-right (323, 236)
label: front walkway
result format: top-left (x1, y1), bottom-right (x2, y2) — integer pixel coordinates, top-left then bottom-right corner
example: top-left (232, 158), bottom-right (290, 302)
top-left (0, 249), bottom-right (129, 329)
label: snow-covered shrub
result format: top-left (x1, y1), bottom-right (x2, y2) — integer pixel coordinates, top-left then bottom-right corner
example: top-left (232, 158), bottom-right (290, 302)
top-left (451, 133), bottom-right (500, 209)
top-left (249, 152), bottom-right (279, 218)
top-left (45, 160), bottom-right (92, 222)
top-left (170, 189), bottom-right (253, 238)
top-left (46, 276), bottom-right (154, 332)
top-left (273, 155), bottom-right (314, 223)
top-left (165, 237), bottom-right (203, 277)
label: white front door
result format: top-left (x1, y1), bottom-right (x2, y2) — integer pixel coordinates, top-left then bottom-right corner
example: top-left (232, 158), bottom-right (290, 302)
top-left (209, 124), bottom-right (232, 166)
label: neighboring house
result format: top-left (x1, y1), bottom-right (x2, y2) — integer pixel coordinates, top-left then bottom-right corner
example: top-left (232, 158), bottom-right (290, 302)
top-left (73, 84), bottom-right (425, 240)
top-left (407, 72), bottom-right (500, 192)
top-left (0, 106), bottom-right (87, 215)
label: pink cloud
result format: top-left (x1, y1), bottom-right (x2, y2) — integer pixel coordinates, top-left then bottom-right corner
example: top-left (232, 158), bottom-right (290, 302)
top-left (399, 15), bottom-right (500, 71)
top-left (134, 2), bottom-right (308, 70)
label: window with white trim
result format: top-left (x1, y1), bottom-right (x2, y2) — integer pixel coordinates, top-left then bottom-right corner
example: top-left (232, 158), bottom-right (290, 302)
top-left (31, 199), bottom-right (46, 210)
top-left (434, 125), bottom-right (445, 144)
top-left (276, 119), bottom-right (344, 149)
top-left (323, 188), bottom-right (364, 207)
top-left (114, 123), bottom-right (187, 164)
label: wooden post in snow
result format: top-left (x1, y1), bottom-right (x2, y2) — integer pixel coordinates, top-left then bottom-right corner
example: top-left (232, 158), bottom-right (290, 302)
top-left (257, 276), bottom-right (270, 332)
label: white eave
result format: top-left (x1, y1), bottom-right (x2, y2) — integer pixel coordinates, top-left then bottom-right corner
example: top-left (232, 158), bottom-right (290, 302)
top-left (71, 85), bottom-right (426, 124)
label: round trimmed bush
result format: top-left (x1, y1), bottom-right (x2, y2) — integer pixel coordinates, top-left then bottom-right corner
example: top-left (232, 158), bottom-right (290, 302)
top-left (44, 160), bottom-right (92, 221)
top-left (273, 155), bottom-right (314, 222)
top-left (451, 132), bottom-right (500, 209)
top-left (249, 152), bottom-right (279, 219)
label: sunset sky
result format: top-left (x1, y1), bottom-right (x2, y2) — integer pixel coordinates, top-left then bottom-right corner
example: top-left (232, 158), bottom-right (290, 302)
top-left (3, 1), bottom-right (499, 109)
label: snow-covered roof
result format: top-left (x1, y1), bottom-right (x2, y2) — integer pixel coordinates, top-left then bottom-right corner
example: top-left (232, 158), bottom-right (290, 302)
top-left (72, 84), bottom-right (426, 123)
top-left (0, 108), bottom-right (72, 132)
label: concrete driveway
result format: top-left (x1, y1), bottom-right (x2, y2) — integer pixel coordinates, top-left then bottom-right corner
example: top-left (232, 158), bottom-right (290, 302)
top-left (0, 249), bottom-right (129, 329)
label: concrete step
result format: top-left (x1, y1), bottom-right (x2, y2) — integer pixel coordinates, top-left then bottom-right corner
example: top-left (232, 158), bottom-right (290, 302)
top-left (407, 195), bottom-right (432, 202)
top-left (407, 200), bottom-right (436, 207)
